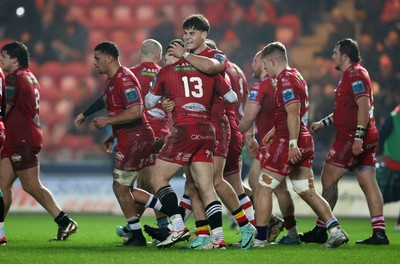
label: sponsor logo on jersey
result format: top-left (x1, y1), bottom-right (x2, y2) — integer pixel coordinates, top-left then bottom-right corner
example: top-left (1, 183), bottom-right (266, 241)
top-left (282, 88), bottom-right (294, 103)
top-left (249, 90), bottom-right (258, 100)
top-left (147, 108), bottom-right (166, 118)
top-left (141, 70), bottom-right (157, 77)
top-left (174, 63), bottom-right (196, 72)
top-left (124, 88), bottom-right (139, 102)
top-left (182, 102), bottom-right (206, 112)
top-left (351, 80), bottom-right (366, 94)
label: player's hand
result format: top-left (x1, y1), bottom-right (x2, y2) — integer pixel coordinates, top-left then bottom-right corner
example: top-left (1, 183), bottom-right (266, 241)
top-left (352, 139), bottom-right (363, 156)
top-left (92, 117), bottom-right (109, 129)
top-left (169, 42), bottom-right (186, 58)
top-left (104, 135), bottom-right (115, 153)
top-left (262, 127), bottom-right (275, 146)
top-left (310, 121), bottom-right (323, 135)
top-left (162, 98), bottom-right (175, 113)
top-left (245, 135), bottom-right (259, 157)
top-left (288, 147), bottom-right (302, 164)
top-left (74, 113), bottom-right (86, 129)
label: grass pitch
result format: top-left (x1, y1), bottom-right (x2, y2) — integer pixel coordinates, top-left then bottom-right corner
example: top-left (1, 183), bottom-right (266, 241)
top-left (1, 213), bottom-right (399, 264)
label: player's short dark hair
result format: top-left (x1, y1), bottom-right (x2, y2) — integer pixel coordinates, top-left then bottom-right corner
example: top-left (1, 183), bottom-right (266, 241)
top-left (165, 39), bottom-right (184, 53)
top-left (94, 41), bottom-right (119, 58)
top-left (205, 39), bottom-right (217, 49)
top-left (183, 14), bottom-right (210, 32)
top-left (260, 42), bottom-right (287, 60)
top-left (1, 41), bottom-right (30, 68)
top-left (336, 38), bottom-right (361, 63)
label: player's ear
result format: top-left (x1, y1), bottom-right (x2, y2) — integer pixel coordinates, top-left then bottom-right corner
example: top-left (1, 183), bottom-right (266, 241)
top-left (201, 31), bottom-right (208, 40)
top-left (106, 55), bottom-right (113, 64)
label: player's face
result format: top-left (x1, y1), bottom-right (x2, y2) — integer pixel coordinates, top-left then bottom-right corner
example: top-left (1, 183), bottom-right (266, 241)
top-left (251, 53), bottom-right (263, 79)
top-left (332, 46), bottom-right (344, 71)
top-left (164, 51), bottom-right (179, 65)
top-left (0, 51), bottom-right (14, 73)
top-left (262, 56), bottom-right (275, 77)
top-left (183, 28), bottom-right (206, 52)
top-left (93, 51), bottom-right (109, 74)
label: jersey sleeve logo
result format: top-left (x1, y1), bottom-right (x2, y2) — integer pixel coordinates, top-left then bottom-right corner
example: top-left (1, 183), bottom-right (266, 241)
top-left (249, 90), bottom-right (258, 100)
top-left (213, 53), bottom-right (226, 65)
top-left (6, 86), bottom-right (15, 99)
top-left (282, 88), bottom-right (294, 103)
top-left (124, 88), bottom-right (139, 102)
top-left (351, 80), bottom-right (366, 94)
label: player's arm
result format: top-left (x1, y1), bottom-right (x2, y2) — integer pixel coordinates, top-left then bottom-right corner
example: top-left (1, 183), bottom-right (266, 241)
top-left (145, 71), bottom-right (164, 109)
top-left (145, 93), bottom-right (162, 109)
top-left (75, 95), bottom-right (105, 128)
top-left (5, 103), bottom-right (12, 115)
top-left (310, 113), bottom-right (334, 135)
top-left (244, 124), bottom-right (259, 157)
top-left (215, 74), bottom-right (237, 103)
top-left (183, 54), bottom-right (224, 75)
top-left (355, 96), bottom-right (370, 129)
top-left (93, 104), bottom-right (142, 129)
top-left (238, 103), bottom-right (261, 134)
top-left (170, 42), bottom-right (225, 74)
top-left (223, 90), bottom-right (237, 104)
top-left (286, 102), bottom-right (302, 163)
top-left (352, 96), bottom-right (370, 155)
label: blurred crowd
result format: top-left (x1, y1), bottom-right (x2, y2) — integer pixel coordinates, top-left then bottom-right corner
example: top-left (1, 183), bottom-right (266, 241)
top-left (0, 0), bottom-right (399, 163)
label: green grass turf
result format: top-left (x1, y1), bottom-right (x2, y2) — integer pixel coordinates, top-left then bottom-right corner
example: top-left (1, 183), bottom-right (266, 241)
top-left (1, 213), bottom-right (399, 264)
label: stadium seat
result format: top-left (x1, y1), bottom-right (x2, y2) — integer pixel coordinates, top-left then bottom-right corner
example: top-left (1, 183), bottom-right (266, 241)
top-left (63, 62), bottom-right (92, 79)
top-left (88, 29), bottom-right (108, 50)
top-left (277, 14), bottom-right (301, 37)
top-left (39, 61), bottom-right (64, 81)
top-left (112, 4), bottom-right (136, 30)
top-left (87, 5), bottom-right (112, 30)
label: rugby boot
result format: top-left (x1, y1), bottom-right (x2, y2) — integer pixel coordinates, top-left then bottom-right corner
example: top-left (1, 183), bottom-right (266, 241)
top-left (321, 230), bottom-right (349, 248)
top-left (144, 224), bottom-right (170, 242)
top-left (277, 235), bottom-right (301, 245)
top-left (200, 240), bottom-right (227, 250)
top-left (52, 219), bottom-right (78, 241)
top-left (157, 227), bottom-right (190, 249)
top-left (240, 223), bottom-right (256, 249)
top-left (181, 235), bottom-right (211, 249)
top-left (268, 215), bottom-right (284, 243)
top-left (0, 236), bottom-right (7, 246)
top-left (356, 231), bottom-right (389, 245)
top-left (299, 225), bottom-right (328, 244)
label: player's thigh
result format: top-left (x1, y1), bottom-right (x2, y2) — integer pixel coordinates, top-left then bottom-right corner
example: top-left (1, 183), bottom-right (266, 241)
top-left (153, 158), bottom-right (182, 184)
top-left (248, 158), bottom-right (261, 190)
top-left (190, 161), bottom-right (214, 191)
top-left (356, 168), bottom-right (378, 191)
top-left (16, 165), bottom-right (41, 189)
top-left (0, 158), bottom-right (17, 189)
top-left (320, 163), bottom-right (347, 187)
top-left (213, 156), bottom-right (226, 181)
top-left (225, 172), bottom-right (245, 194)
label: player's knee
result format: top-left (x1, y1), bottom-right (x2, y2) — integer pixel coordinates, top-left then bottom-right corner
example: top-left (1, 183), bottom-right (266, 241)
top-left (112, 168), bottom-right (139, 187)
top-left (258, 172), bottom-right (281, 189)
top-left (291, 178), bottom-right (314, 194)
